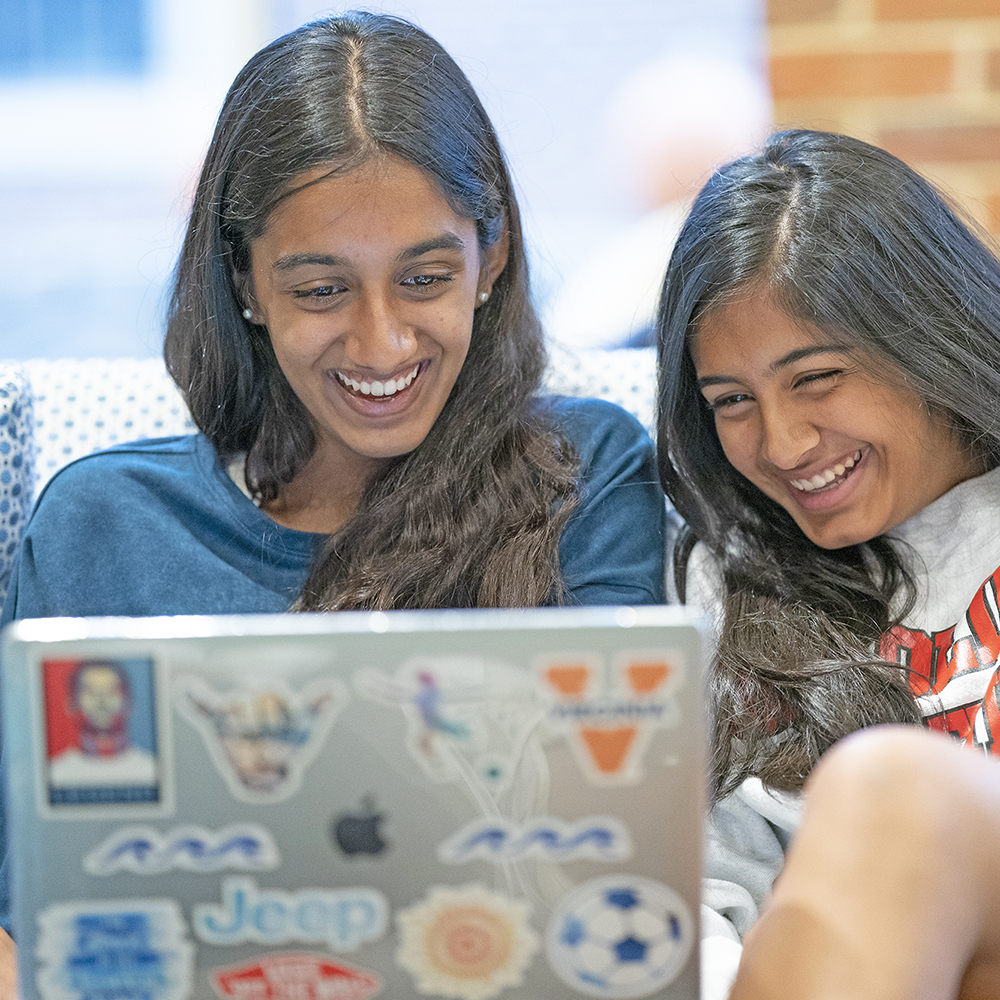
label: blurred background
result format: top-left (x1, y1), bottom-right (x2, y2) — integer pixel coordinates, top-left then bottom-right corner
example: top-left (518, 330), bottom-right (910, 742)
top-left (1, 0), bottom-right (999, 359)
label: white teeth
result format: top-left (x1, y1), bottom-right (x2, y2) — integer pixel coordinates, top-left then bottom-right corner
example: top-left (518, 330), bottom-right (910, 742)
top-left (336, 365), bottom-right (420, 397)
top-left (790, 451), bottom-right (864, 493)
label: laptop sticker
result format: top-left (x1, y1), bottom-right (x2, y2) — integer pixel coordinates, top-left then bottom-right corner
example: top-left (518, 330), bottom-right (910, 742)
top-left (175, 676), bottom-right (347, 803)
top-left (83, 823), bottom-right (281, 875)
top-left (395, 883), bottom-right (539, 1000)
top-left (538, 650), bottom-right (683, 785)
top-left (545, 875), bottom-right (693, 998)
top-left (36, 898), bottom-right (193, 1000)
top-left (40, 658), bottom-right (165, 809)
top-left (193, 877), bottom-right (388, 952)
top-left (331, 796), bottom-right (389, 858)
top-left (210, 952), bottom-right (383, 1000)
top-left (438, 816), bottom-right (633, 864)
top-left (356, 656), bottom-right (543, 795)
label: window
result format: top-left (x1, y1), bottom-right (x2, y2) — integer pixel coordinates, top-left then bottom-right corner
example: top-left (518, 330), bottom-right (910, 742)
top-left (0, 0), bottom-right (148, 77)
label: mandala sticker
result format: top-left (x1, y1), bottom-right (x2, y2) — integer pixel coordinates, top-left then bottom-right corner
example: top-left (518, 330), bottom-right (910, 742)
top-left (396, 884), bottom-right (539, 1000)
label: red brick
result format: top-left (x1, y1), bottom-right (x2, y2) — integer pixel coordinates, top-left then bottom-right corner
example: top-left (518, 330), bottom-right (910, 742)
top-left (878, 125), bottom-right (1000, 162)
top-left (770, 51), bottom-right (953, 99)
top-left (983, 194), bottom-right (1000, 235)
top-left (768, 0), bottom-right (841, 24)
top-left (990, 51), bottom-right (1000, 90)
top-left (875, 0), bottom-right (1000, 19)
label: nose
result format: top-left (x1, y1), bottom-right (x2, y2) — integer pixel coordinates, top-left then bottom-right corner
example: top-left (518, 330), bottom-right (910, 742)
top-left (343, 290), bottom-right (418, 373)
top-left (758, 398), bottom-right (820, 470)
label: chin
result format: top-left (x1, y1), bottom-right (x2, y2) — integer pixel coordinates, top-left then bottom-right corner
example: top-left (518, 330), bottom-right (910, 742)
top-left (799, 524), bottom-right (873, 550)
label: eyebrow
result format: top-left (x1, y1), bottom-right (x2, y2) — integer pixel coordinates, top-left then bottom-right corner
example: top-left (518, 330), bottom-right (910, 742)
top-left (271, 233), bottom-right (468, 273)
top-left (696, 345), bottom-right (851, 389)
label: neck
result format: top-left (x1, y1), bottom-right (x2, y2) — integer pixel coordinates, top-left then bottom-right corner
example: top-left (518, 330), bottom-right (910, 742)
top-left (260, 446), bottom-right (383, 534)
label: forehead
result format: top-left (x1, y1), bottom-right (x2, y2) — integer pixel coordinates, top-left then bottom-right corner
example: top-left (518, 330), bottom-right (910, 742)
top-left (691, 295), bottom-right (821, 368)
top-left (79, 666), bottom-right (121, 686)
top-left (255, 157), bottom-right (478, 259)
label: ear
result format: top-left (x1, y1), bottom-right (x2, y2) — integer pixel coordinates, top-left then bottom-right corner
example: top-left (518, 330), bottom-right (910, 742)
top-left (477, 226), bottom-right (510, 301)
top-left (233, 269), bottom-right (262, 324)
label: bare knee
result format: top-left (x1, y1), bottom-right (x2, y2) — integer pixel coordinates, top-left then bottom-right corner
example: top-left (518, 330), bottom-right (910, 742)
top-left (802, 725), bottom-right (984, 855)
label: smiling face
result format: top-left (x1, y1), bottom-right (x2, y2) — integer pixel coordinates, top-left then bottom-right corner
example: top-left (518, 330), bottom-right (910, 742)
top-left (246, 156), bottom-right (507, 492)
top-left (690, 294), bottom-right (980, 549)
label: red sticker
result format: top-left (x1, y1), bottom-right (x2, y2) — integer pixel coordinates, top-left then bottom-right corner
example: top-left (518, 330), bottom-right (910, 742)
top-left (211, 952), bottom-right (382, 1000)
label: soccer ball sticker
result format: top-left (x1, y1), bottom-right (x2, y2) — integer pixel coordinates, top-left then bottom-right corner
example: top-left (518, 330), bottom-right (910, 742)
top-left (546, 875), bottom-right (693, 998)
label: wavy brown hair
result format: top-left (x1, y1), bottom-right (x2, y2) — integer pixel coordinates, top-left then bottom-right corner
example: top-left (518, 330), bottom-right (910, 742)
top-left (164, 12), bottom-right (579, 610)
top-left (657, 130), bottom-right (1000, 799)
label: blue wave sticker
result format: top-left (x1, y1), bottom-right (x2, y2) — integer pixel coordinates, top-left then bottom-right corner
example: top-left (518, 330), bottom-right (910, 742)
top-left (84, 824), bottom-right (281, 875)
top-left (439, 816), bottom-right (633, 863)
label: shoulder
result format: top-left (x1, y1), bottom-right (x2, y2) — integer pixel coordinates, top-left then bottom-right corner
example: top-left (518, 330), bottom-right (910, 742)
top-left (29, 434), bottom-right (222, 535)
top-left (539, 395), bottom-right (652, 466)
top-left (37, 434), bottom-right (210, 497)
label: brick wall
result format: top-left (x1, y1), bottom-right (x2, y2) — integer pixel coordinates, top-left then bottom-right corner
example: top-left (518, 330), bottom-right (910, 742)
top-left (769, 0), bottom-right (1000, 236)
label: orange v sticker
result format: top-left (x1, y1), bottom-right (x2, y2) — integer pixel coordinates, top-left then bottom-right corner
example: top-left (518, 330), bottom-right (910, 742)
top-left (578, 727), bottom-right (638, 775)
top-left (538, 650), bottom-right (683, 784)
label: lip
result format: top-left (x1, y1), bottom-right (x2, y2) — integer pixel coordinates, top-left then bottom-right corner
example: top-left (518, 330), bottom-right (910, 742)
top-left (328, 359), bottom-right (430, 418)
top-left (784, 447), bottom-right (869, 512)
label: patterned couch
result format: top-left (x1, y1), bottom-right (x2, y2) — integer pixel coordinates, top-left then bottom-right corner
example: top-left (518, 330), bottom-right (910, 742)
top-left (0, 345), bottom-right (659, 604)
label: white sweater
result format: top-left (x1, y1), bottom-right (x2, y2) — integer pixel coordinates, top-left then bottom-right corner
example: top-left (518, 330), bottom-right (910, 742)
top-left (687, 464), bottom-right (1000, 1000)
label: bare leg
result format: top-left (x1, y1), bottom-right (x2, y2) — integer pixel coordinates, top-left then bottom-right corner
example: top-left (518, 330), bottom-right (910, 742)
top-left (729, 726), bottom-right (1000, 1000)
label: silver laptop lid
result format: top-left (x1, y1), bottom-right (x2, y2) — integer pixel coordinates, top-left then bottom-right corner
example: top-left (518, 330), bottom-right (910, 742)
top-left (3, 606), bottom-right (707, 1000)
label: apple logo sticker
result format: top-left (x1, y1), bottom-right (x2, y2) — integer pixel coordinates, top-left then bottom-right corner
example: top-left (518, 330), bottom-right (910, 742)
top-left (332, 796), bottom-right (388, 858)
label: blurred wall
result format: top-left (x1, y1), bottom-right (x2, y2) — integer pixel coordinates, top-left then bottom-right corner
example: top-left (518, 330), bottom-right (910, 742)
top-left (0, 0), bottom-right (767, 360)
top-left (769, 0), bottom-right (1000, 237)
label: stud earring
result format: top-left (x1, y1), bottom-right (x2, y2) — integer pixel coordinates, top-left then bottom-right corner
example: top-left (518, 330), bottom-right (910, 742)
top-left (477, 292), bottom-right (489, 304)
top-left (242, 308), bottom-right (253, 321)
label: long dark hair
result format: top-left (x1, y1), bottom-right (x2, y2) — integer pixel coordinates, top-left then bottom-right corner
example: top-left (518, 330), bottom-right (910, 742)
top-left (165, 12), bottom-right (578, 610)
top-left (656, 129), bottom-right (1000, 797)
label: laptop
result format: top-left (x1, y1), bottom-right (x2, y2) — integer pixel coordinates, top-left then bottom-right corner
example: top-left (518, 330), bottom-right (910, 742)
top-left (2, 605), bottom-right (707, 1000)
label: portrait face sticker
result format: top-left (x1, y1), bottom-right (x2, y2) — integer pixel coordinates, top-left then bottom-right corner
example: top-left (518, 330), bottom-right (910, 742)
top-left (36, 898), bottom-right (193, 1000)
top-left (40, 658), bottom-right (164, 809)
top-left (175, 676), bottom-right (347, 803)
top-left (395, 883), bottom-right (539, 1000)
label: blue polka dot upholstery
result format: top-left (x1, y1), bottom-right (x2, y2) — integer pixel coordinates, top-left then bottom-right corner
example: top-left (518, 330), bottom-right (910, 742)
top-left (545, 345), bottom-right (657, 437)
top-left (0, 366), bottom-right (35, 605)
top-left (22, 359), bottom-right (195, 496)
